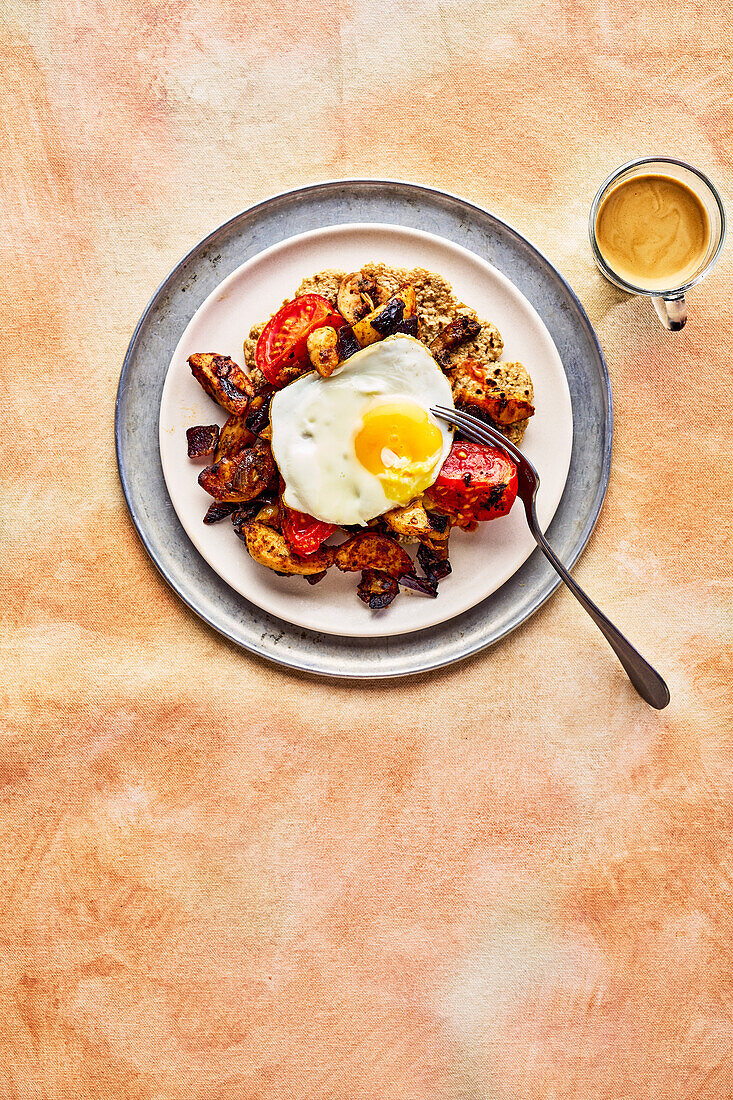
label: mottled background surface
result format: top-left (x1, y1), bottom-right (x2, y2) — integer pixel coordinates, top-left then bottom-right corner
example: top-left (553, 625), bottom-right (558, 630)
top-left (2, 1), bottom-right (733, 1096)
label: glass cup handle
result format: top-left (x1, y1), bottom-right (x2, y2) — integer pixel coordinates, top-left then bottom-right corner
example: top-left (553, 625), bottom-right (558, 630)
top-left (652, 294), bottom-right (687, 331)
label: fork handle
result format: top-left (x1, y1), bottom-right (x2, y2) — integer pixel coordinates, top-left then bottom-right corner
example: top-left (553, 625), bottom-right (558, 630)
top-left (530, 519), bottom-right (670, 709)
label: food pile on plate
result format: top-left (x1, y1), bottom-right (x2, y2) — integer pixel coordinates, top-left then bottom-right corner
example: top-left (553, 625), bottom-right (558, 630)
top-left (184, 263), bottom-right (535, 610)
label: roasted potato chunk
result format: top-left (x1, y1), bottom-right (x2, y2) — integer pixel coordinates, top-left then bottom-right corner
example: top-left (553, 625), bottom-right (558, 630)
top-left (198, 438), bottom-right (275, 502)
top-left (451, 358), bottom-right (535, 425)
top-left (188, 353), bottom-right (253, 415)
top-left (357, 569), bottom-right (399, 609)
top-left (214, 414), bottom-right (254, 462)
top-left (244, 522), bottom-right (334, 575)
top-left (337, 272), bottom-right (389, 324)
top-left (199, 458), bottom-right (252, 502)
top-left (186, 423), bottom-right (219, 459)
top-left (351, 285), bottom-right (417, 348)
top-left (429, 315), bottom-right (481, 367)
top-left (383, 499), bottom-right (449, 544)
top-left (231, 438), bottom-right (276, 496)
top-left (334, 531), bottom-right (414, 580)
top-left (307, 326), bottom-right (340, 378)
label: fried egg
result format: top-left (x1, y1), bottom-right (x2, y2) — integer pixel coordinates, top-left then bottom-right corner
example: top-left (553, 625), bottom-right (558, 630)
top-left (270, 335), bottom-right (454, 526)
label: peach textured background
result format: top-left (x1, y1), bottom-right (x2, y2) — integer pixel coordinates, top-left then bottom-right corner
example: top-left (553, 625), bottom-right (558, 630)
top-left (2, 1), bottom-right (733, 1097)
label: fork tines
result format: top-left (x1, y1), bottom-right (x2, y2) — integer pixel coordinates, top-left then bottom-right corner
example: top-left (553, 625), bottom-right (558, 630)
top-left (431, 405), bottom-right (525, 464)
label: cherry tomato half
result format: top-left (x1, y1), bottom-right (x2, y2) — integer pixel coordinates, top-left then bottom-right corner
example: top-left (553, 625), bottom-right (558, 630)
top-left (427, 440), bottom-right (518, 524)
top-left (255, 294), bottom-right (344, 387)
top-left (280, 484), bottom-right (336, 556)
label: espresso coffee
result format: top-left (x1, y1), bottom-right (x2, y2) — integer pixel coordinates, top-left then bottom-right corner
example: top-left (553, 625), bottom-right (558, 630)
top-left (595, 174), bottom-right (710, 291)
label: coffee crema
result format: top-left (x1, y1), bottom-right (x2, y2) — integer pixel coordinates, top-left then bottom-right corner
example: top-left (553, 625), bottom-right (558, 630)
top-left (595, 174), bottom-right (710, 291)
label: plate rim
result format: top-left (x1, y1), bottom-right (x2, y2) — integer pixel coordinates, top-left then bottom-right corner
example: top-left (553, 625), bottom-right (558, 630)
top-left (116, 177), bottom-right (613, 679)
top-left (157, 218), bottom-right (574, 638)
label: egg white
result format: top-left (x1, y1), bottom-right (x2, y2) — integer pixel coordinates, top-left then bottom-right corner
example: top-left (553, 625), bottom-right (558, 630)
top-left (270, 335), bottom-right (454, 526)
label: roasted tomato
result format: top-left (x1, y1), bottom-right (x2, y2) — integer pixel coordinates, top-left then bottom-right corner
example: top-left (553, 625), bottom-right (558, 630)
top-left (427, 440), bottom-right (518, 523)
top-left (280, 496), bottom-right (336, 556)
top-left (256, 294), bottom-right (345, 387)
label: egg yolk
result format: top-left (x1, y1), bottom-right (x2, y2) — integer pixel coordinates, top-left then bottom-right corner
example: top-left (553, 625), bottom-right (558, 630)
top-left (354, 401), bottom-right (443, 500)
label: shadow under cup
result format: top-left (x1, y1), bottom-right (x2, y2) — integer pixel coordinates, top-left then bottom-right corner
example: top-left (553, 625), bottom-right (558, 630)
top-left (589, 157), bottom-right (726, 330)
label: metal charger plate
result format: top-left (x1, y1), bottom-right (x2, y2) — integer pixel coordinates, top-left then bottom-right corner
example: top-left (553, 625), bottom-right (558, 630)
top-left (116, 179), bottom-right (612, 679)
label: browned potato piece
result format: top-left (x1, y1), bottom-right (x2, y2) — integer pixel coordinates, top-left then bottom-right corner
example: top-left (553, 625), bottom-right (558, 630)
top-left (214, 414), bottom-right (255, 461)
top-left (231, 438), bottom-right (276, 496)
top-left (244, 522), bottom-right (334, 575)
top-left (429, 316), bottom-right (481, 367)
top-left (383, 499), bottom-right (450, 544)
top-left (307, 326), bottom-right (340, 378)
top-left (334, 531), bottom-right (414, 580)
top-left (337, 272), bottom-right (389, 324)
top-left (451, 359), bottom-right (535, 425)
top-left (198, 438), bottom-right (275, 502)
top-left (186, 423), bottom-right (219, 459)
top-left (357, 569), bottom-right (399, 609)
top-left (188, 353), bottom-right (253, 415)
top-left (351, 285), bottom-right (417, 348)
top-left (198, 458), bottom-right (251, 502)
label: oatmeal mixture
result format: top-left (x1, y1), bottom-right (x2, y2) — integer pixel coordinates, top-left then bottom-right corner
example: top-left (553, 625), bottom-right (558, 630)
top-left (243, 263), bottom-right (534, 445)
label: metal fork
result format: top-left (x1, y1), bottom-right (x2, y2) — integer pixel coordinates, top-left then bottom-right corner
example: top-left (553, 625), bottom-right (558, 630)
top-left (432, 405), bottom-right (670, 709)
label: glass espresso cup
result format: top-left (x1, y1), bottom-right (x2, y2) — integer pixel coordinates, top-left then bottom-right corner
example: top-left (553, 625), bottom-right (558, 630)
top-left (589, 157), bottom-right (725, 330)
